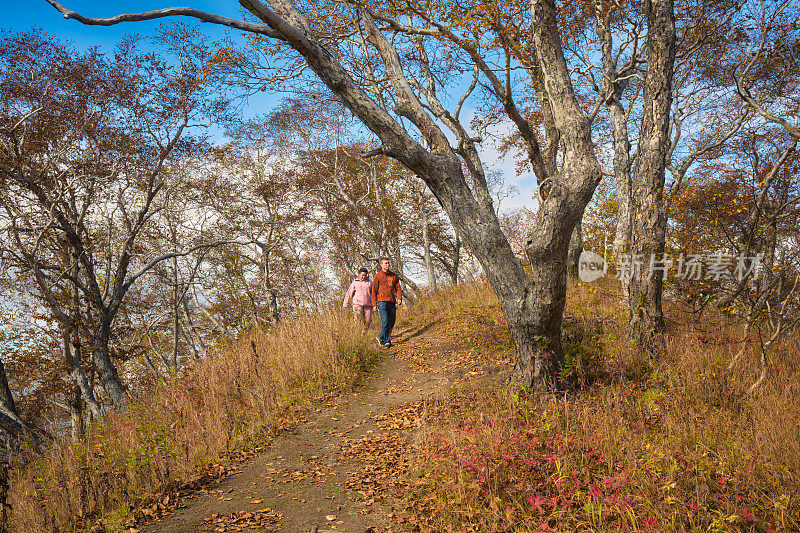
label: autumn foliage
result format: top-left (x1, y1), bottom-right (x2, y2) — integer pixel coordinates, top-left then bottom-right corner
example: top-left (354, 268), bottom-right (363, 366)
top-left (2, 0), bottom-right (800, 530)
top-left (402, 282), bottom-right (800, 532)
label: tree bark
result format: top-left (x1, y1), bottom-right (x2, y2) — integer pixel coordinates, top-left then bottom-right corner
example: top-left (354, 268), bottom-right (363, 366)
top-left (610, 106), bottom-right (633, 264)
top-left (419, 191), bottom-right (439, 291)
top-left (595, 10), bottom-right (636, 287)
top-left (505, 0), bottom-right (603, 387)
top-left (0, 357), bottom-right (46, 450)
top-left (69, 384), bottom-right (84, 443)
top-left (92, 320), bottom-right (127, 407)
top-left (0, 359), bottom-right (17, 421)
top-left (452, 232), bottom-right (461, 285)
top-left (0, 458), bottom-right (9, 533)
top-left (626, 0), bottom-right (676, 354)
top-left (566, 220), bottom-right (583, 283)
top-left (62, 331), bottom-right (102, 418)
top-left (267, 288), bottom-right (280, 325)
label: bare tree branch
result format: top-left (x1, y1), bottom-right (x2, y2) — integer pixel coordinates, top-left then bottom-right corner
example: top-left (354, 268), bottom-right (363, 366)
top-left (44, 0), bottom-right (281, 39)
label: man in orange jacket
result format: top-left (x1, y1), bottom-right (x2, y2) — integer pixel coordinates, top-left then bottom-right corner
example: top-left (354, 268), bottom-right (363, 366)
top-left (371, 257), bottom-right (402, 348)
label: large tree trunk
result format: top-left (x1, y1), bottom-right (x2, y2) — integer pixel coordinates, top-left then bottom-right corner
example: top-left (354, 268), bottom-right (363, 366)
top-left (627, 0), bottom-right (676, 354)
top-left (92, 320), bottom-right (127, 407)
top-left (503, 0), bottom-right (602, 387)
top-left (413, 0), bottom-right (600, 390)
top-left (510, 254), bottom-right (567, 390)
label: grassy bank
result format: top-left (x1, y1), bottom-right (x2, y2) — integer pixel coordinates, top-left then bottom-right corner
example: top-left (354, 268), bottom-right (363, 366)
top-left (404, 282), bottom-right (800, 532)
top-left (9, 309), bottom-right (378, 532)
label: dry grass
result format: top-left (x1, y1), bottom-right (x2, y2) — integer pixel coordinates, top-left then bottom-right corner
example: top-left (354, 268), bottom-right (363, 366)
top-left (11, 282), bottom-right (799, 532)
top-left (405, 281), bottom-right (800, 532)
top-left (399, 282), bottom-right (500, 330)
top-left (9, 309), bottom-right (378, 532)
top-left (399, 282), bottom-right (513, 360)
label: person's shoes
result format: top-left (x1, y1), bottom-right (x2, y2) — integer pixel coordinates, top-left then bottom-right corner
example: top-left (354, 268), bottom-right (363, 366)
top-left (376, 335), bottom-right (383, 347)
top-left (384, 343), bottom-right (392, 348)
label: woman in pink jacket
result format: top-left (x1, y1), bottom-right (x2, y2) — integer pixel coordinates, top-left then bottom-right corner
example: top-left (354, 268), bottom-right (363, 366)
top-left (342, 267), bottom-right (373, 329)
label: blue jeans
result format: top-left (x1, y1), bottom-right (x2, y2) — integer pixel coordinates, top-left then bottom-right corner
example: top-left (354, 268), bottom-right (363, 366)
top-left (377, 301), bottom-right (396, 345)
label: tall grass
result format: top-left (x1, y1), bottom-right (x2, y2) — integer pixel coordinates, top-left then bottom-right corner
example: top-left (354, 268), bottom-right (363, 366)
top-left (405, 282), bottom-right (800, 532)
top-left (9, 309), bottom-right (378, 532)
top-left (398, 282), bottom-right (499, 331)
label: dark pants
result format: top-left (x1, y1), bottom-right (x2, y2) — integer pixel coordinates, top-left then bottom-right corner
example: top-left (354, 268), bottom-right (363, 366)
top-left (377, 301), bottom-right (396, 345)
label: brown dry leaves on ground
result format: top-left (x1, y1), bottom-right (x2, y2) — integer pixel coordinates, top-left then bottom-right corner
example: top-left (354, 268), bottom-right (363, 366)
top-left (272, 462), bottom-right (336, 483)
top-left (341, 432), bottom-right (412, 510)
top-left (373, 402), bottom-right (424, 430)
top-left (202, 508), bottom-right (283, 532)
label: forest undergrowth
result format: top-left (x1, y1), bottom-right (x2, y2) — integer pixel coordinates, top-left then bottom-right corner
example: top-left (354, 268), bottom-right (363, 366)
top-left (9, 310), bottom-right (378, 532)
top-left (401, 282), bottom-right (800, 532)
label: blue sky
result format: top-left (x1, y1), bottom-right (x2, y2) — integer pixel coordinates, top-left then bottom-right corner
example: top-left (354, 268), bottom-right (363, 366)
top-left (9, 1), bottom-right (239, 49)
top-left (9, 1), bottom-right (537, 212)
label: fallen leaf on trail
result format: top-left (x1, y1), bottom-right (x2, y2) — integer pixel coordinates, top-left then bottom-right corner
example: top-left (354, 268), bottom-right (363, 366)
top-left (373, 402), bottom-right (424, 430)
top-left (202, 508), bottom-right (282, 532)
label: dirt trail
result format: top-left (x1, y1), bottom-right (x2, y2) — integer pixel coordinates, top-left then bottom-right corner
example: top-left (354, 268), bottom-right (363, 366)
top-left (141, 323), bottom-right (470, 533)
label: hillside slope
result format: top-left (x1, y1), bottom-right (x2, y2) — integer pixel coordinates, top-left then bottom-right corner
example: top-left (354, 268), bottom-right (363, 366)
top-left (9, 282), bottom-right (800, 532)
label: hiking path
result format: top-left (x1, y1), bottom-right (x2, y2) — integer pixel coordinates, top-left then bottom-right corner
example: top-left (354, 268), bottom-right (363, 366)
top-left (140, 321), bottom-right (483, 533)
